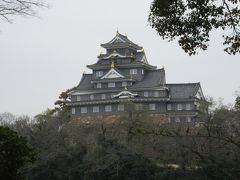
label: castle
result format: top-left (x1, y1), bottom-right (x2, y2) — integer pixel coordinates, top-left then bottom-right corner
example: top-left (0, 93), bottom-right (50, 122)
top-left (67, 32), bottom-right (205, 123)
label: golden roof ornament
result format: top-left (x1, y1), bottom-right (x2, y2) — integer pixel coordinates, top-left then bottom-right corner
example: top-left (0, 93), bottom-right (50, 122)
top-left (111, 61), bottom-right (115, 68)
top-left (116, 29), bottom-right (119, 36)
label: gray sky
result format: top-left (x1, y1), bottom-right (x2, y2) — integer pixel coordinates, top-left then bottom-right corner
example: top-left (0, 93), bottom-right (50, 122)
top-left (0, 0), bottom-right (239, 116)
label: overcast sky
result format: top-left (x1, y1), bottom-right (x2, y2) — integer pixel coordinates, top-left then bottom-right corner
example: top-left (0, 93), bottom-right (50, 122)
top-left (0, 0), bottom-right (239, 116)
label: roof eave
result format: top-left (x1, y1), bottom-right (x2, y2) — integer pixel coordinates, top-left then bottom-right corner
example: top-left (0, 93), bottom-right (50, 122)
top-left (87, 63), bottom-right (157, 70)
top-left (100, 43), bottom-right (142, 50)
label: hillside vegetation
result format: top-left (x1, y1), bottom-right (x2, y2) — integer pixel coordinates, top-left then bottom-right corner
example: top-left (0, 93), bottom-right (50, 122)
top-left (1, 98), bottom-right (240, 180)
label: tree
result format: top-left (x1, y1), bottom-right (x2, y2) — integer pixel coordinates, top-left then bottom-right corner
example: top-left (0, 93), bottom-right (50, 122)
top-left (148, 0), bottom-right (240, 55)
top-left (147, 107), bottom-right (240, 179)
top-left (0, 0), bottom-right (46, 22)
top-left (54, 87), bottom-right (76, 112)
top-left (234, 96), bottom-right (240, 111)
top-left (0, 112), bottom-right (16, 126)
top-left (0, 126), bottom-right (35, 180)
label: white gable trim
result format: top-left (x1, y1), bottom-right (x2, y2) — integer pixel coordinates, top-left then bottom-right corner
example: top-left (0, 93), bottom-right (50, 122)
top-left (102, 52), bottom-right (126, 59)
top-left (113, 90), bottom-right (138, 99)
top-left (109, 36), bottom-right (126, 44)
top-left (141, 55), bottom-right (148, 64)
top-left (101, 68), bottom-right (125, 79)
top-left (195, 87), bottom-right (204, 99)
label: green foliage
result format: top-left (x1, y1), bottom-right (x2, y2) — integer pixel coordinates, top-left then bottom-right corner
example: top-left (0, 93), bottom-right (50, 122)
top-left (234, 96), bottom-right (240, 111)
top-left (148, 0), bottom-right (240, 55)
top-left (0, 126), bottom-right (35, 180)
top-left (54, 87), bottom-right (76, 112)
top-left (3, 96), bottom-right (240, 180)
top-left (84, 137), bottom-right (158, 180)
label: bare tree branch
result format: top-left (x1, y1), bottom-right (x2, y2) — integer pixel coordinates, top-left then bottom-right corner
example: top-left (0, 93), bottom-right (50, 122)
top-left (0, 0), bottom-right (47, 23)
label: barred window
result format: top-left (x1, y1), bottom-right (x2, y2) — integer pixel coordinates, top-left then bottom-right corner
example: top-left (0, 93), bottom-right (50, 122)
top-left (105, 105), bottom-right (112, 112)
top-left (101, 94), bottom-right (106, 100)
top-left (108, 82), bottom-right (115, 88)
top-left (154, 91), bottom-right (159, 97)
top-left (77, 96), bottom-right (81, 101)
top-left (90, 95), bottom-right (94, 100)
top-left (167, 104), bottom-right (172, 111)
top-left (149, 104), bottom-right (156, 111)
top-left (97, 83), bottom-right (102, 88)
top-left (122, 82), bottom-right (127, 87)
top-left (118, 104), bottom-right (124, 111)
top-left (177, 104), bottom-right (182, 111)
top-left (72, 108), bottom-right (76, 114)
top-left (186, 117), bottom-right (191, 123)
top-left (130, 69), bottom-right (137, 75)
top-left (93, 106), bottom-right (99, 113)
top-left (186, 104), bottom-right (191, 110)
top-left (144, 91), bottom-right (149, 97)
top-left (96, 71), bottom-right (103, 77)
top-left (81, 107), bottom-right (87, 114)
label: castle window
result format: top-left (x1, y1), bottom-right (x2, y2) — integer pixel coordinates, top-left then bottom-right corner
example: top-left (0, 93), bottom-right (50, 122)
top-left (130, 69), bottom-right (137, 75)
top-left (142, 69), bottom-right (144, 75)
top-left (122, 82), bottom-right (127, 87)
top-left (90, 94), bottom-right (94, 100)
top-left (167, 104), bottom-right (172, 111)
top-left (186, 104), bottom-right (191, 110)
top-left (153, 91), bottom-right (159, 97)
top-left (186, 117), bottom-right (191, 123)
top-left (93, 106), bottom-right (99, 113)
top-left (175, 117), bottom-right (180, 123)
top-left (81, 107), bottom-right (87, 114)
top-left (108, 82), bottom-right (115, 88)
top-left (101, 94), bottom-right (106, 99)
top-left (105, 105), bottom-right (112, 112)
top-left (96, 71), bottom-right (103, 77)
top-left (77, 96), bottom-right (81, 101)
top-left (97, 83), bottom-right (102, 88)
top-left (177, 104), bottom-right (182, 111)
top-left (118, 104), bottom-right (124, 111)
top-left (144, 91), bottom-right (149, 97)
top-left (72, 108), bottom-right (76, 114)
top-left (149, 104), bottom-right (156, 111)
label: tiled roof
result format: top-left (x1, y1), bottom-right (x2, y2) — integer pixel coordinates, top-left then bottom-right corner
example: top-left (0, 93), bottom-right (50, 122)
top-left (135, 52), bottom-right (145, 62)
top-left (101, 33), bottom-right (142, 50)
top-left (131, 69), bottom-right (166, 88)
top-left (76, 69), bottom-right (166, 91)
top-left (87, 61), bottom-right (157, 70)
top-left (91, 78), bottom-right (135, 83)
top-left (75, 72), bottom-right (202, 100)
top-left (76, 74), bottom-right (93, 90)
top-left (166, 83), bottom-right (201, 99)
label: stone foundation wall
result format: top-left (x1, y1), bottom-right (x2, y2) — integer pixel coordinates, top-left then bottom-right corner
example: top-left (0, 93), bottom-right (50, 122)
top-left (70, 113), bottom-right (168, 125)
